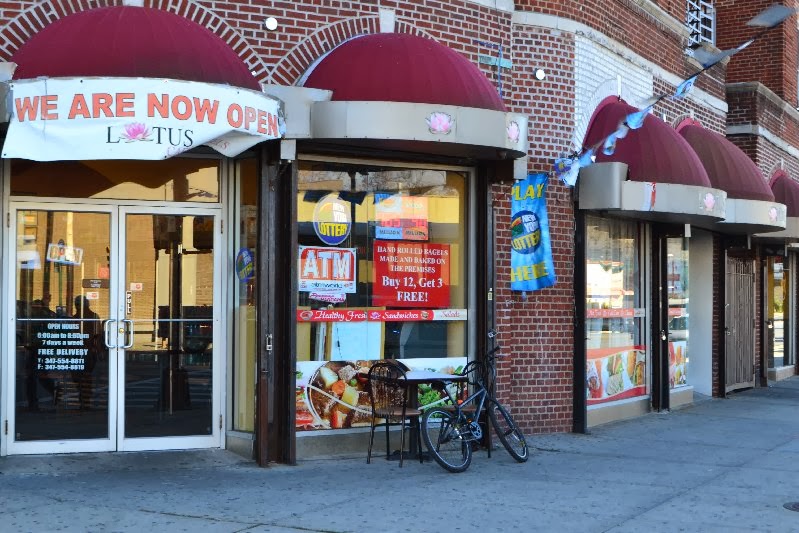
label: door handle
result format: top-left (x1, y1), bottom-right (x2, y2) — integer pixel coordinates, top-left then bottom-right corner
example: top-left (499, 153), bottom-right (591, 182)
top-left (121, 319), bottom-right (134, 349)
top-left (103, 319), bottom-right (118, 349)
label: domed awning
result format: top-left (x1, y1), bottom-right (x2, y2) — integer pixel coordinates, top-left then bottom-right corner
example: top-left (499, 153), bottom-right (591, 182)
top-left (577, 98), bottom-right (726, 227)
top-left (679, 121), bottom-right (785, 234)
top-left (303, 33), bottom-right (505, 111)
top-left (2, 6), bottom-right (282, 161)
top-left (757, 172), bottom-right (799, 241)
top-left (11, 6), bottom-right (260, 90)
top-left (287, 33), bottom-right (527, 164)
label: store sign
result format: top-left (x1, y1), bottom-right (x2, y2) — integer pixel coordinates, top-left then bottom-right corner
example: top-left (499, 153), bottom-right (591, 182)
top-left (372, 241), bottom-right (450, 307)
top-left (374, 194), bottom-right (429, 241)
top-left (298, 246), bottom-right (356, 293)
top-left (235, 248), bottom-right (255, 281)
top-left (296, 308), bottom-right (367, 322)
top-left (509, 173), bottom-right (556, 292)
top-left (312, 194), bottom-right (351, 245)
top-left (3, 77), bottom-right (282, 161)
top-left (295, 308), bottom-right (467, 322)
top-left (46, 242), bottom-right (83, 265)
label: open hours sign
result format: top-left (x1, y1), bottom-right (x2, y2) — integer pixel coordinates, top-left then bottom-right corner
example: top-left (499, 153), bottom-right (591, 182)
top-left (372, 241), bottom-right (450, 307)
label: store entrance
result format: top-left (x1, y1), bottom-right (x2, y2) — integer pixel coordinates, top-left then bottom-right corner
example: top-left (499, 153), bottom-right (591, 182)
top-left (7, 203), bottom-right (221, 454)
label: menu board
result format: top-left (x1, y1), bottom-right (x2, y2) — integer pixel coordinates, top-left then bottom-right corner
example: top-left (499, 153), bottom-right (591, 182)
top-left (586, 346), bottom-right (647, 405)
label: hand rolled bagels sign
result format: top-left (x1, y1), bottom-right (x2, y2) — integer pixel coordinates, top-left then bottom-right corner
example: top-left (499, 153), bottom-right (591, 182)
top-left (2, 77), bottom-right (283, 160)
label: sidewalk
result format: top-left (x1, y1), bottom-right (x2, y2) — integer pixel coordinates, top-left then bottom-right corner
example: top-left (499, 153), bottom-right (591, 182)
top-left (3, 378), bottom-right (799, 532)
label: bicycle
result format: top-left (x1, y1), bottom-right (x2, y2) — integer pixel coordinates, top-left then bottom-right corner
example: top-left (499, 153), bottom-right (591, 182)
top-left (421, 331), bottom-right (529, 472)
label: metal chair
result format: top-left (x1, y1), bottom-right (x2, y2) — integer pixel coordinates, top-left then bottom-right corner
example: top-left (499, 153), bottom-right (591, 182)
top-left (366, 360), bottom-right (422, 467)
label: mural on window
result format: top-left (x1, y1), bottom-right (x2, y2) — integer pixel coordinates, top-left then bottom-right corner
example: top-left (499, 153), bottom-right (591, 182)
top-left (585, 215), bottom-right (647, 405)
top-left (295, 161), bottom-right (468, 430)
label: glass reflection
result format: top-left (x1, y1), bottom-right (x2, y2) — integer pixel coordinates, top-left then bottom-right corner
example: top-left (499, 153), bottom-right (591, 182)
top-left (14, 210), bottom-right (110, 441)
top-left (124, 214), bottom-right (214, 438)
top-left (10, 159), bottom-right (220, 202)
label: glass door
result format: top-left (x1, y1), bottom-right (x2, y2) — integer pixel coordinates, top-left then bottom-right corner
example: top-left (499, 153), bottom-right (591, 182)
top-left (7, 204), bottom-right (118, 454)
top-left (117, 207), bottom-right (220, 451)
top-left (6, 204), bottom-right (221, 454)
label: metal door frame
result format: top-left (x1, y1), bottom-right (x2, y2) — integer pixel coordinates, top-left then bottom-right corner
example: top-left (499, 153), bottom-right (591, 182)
top-left (2, 202), bottom-right (223, 454)
top-left (117, 205), bottom-right (223, 452)
top-left (3, 202), bottom-right (119, 455)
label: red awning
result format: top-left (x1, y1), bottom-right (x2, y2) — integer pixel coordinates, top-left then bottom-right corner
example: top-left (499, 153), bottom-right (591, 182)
top-left (302, 33), bottom-right (505, 111)
top-left (770, 172), bottom-right (799, 217)
top-left (10, 7), bottom-right (259, 91)
top-left (679, 123), bottom-right (774, 201)
top-left (583, 99), bottom-right (711, 187)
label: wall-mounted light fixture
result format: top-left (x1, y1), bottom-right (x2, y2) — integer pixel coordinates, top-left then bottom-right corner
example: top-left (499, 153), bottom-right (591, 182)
top-left (534, 68), bottom-right (546, 80)
top-left (264, 17), bottom-right (278, 31)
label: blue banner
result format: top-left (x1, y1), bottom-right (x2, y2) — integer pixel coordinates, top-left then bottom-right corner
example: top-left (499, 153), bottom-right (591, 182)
top-left (510, 173), bottom-right (556, 292)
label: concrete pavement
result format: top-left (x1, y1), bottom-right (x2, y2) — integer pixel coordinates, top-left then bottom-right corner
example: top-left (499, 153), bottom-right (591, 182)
top-left (3, 378), bottom-right (799, 532)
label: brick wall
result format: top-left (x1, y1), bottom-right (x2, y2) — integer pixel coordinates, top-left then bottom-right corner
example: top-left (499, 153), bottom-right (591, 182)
top-left (716, 0), bottom-right (799, 107)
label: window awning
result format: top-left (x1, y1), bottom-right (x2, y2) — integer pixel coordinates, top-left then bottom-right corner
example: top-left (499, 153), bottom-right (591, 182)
top-left (10, 6), bottom-right (260, 90)
top-left (303, 33), bottom-right (505, 111)
top-left (295, 33), bottom-right (527, 164)
top-left (756, 172), bottom-right (799, 241)
top-left (679, 121), bottom-right (785, 234)
top-left (577, 99), bottom-right (726, 225)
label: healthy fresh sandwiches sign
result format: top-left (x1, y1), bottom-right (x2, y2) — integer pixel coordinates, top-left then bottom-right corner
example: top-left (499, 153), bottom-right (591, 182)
top-left (2, 77), bottom-right (283, 160)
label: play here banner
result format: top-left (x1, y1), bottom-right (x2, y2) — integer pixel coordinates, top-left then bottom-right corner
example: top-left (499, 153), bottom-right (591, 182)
top-left (2, 77), bottom-right (283, 160)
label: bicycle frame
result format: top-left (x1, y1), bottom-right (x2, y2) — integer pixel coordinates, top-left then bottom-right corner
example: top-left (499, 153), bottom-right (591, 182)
top-left (437, 371), bottom-right (490, 441)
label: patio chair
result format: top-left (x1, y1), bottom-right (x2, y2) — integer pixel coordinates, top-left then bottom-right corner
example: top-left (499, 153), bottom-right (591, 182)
top-left (366, 360), bottom-right (422, 467)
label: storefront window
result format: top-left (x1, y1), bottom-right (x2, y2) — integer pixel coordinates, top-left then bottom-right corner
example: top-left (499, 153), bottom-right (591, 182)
top-left (232, 158), bottom-right (258, 431)
top-left (10, 159), bottom-right (220, 202)
top-left (766, 256), bottom-right (789, 369)
top-left (667, 237), bottom-right (689, 389)
top-left (295, 160), bottom-right (468, 431)
top-left (585, 215), bottom-right (646, 405)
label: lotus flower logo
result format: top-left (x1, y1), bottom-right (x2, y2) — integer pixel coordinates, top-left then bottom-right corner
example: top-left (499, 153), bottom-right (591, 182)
top-left (121, 122), bottom-right (152, 142)
top-left (426, 112), bottom-right (453, 135)
top-left (769, 206), bottom-right (778, 222)
top-left (703, 193), bottom-right (716, 211)
top-left (507, 121), bottom-right (520, 143)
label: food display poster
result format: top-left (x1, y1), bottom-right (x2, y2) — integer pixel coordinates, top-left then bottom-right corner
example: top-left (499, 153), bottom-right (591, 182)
top-left (509, 173), bottom-right (556, 292)
top-left (374, 193), bottom-right (429, 241)
top-left (669, 340), bottom-right (687, 388)
top-left (586, 345), bottom-right (647, 405)
top-left (298, 246), bottom-right (356, 294)
top-left (296, 357), bottom-right (467, 431)
top-left (372, 241), bottom-right (450, 307)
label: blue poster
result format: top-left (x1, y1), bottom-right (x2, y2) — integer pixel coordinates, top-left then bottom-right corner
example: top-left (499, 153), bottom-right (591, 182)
top-left (510, 173), bottom-right (556, 291)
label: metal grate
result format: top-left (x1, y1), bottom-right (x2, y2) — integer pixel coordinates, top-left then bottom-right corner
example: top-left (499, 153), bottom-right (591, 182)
top-left (686, 0), bottom-right (715, 47)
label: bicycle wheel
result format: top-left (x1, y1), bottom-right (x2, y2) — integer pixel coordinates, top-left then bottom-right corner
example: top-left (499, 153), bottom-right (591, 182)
top-left (421, 407), bottom-right (472, 473)
top-left (487, 399), bottom-right (529, 462)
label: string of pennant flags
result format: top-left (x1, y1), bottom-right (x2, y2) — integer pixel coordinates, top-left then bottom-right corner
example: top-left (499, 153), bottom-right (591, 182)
top-left (554, 3), bottom-right (797, 188)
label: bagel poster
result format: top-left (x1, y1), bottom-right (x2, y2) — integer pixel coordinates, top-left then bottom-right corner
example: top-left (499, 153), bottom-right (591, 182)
top-left (510, 173), bottom-right (556, 291)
